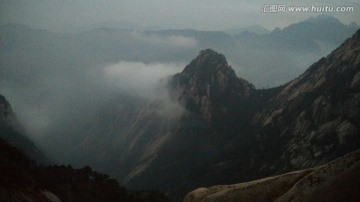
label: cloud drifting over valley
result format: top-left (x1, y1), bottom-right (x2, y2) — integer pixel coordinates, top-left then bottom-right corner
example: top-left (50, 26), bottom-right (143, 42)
top-left (0, 0), bottom-right (358, 167)
top-left (104, 61), bottom-right (184, 98)
top-left (0, 57), bottom-right (185, 142)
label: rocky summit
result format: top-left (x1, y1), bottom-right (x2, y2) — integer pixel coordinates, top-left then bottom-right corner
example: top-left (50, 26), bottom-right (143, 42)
top-left (169, 49), bottom-right (254, 123)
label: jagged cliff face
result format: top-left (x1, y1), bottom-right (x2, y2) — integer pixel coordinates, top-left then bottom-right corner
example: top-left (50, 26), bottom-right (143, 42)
top-left (122, 50), bottom-right (256, 193)
top-left (169, 49), bottom-right (254, 124)
top-left (253, 29), bottom-right (360, 173)
top-left (69, 30), bottom-right (360, 199)
top-left (71, 50), bottom-right (256, 198)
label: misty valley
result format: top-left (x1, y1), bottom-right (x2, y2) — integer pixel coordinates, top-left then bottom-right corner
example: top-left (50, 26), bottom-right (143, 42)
top-left (1, 14), bottom-right (360, 202)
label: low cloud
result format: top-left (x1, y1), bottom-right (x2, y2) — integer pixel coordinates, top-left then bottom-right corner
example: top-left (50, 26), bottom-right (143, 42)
top-left (104, 61), bottom-right (184, 98)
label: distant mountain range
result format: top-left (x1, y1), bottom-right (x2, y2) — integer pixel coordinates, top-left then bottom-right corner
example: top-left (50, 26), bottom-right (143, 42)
top-left (234, 14), bottom-right (358, 52)
top-left (225, 25), bottom-right (270, 36)
top-left (232, 14), bottom-right (359, 87)
top-left (1, 15), bottom-right (357, 88)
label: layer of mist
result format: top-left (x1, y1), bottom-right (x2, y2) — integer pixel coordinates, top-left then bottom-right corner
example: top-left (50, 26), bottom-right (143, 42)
top-left (0, 15), bottom-right (358, 166)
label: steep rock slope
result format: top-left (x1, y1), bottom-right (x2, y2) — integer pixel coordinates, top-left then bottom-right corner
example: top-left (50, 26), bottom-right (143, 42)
top-left (125, 50), bottom-right (256, 192)
top-left (184, 149), bottom-right (360, 202)
top-left (72, 49), bottom-right (256, 198)
top-left (0, 94), bottom-right (48, 163)
top-left (70, 29), bottom-right (360, 199)
top-left (253, 28), bottom-right (360, 173)
top-left (128, 29), bottom-right (360, 196)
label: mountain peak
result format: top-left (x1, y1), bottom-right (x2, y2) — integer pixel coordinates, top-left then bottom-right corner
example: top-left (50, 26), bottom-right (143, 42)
top-left (199, 48), bottom-right (226, 60)
top-left (173, 49), bottom-right (251, 93)
top-left (181, 49), bottom-right (229, 75)
top-left (0, 94), bottom-right (12, 120)
top-left (178, 49), bottom-right (242, 89)
top-left (169, 49), bottom-right (253, 122)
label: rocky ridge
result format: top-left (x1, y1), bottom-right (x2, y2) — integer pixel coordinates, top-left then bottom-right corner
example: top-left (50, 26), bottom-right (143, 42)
top-left (126, 29), bottom-right (360, 198)
top-left (253, 28), bottom-right (360, 173)
top-left (54, 29), bottom-right (360, 200)
top-left (183, 28), bottom-right (360, 202)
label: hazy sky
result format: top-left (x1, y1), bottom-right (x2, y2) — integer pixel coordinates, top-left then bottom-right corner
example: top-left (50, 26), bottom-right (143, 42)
top-left (1, 0), bottom-right (359, 32)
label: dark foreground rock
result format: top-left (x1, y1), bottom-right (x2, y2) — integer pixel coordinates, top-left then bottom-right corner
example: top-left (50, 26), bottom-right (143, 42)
top-left (0, 94), bottom-right (169, 202)
top-left (184, 149), bottom-right (360, 202)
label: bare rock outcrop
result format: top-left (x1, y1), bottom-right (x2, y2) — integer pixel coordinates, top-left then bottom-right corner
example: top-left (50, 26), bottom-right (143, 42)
top-left (184, 149), bottom-right (360, 202)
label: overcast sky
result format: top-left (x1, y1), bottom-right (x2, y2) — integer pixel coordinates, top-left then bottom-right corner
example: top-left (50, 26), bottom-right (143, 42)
top-left (1, 0), bottom-right (359, 32)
